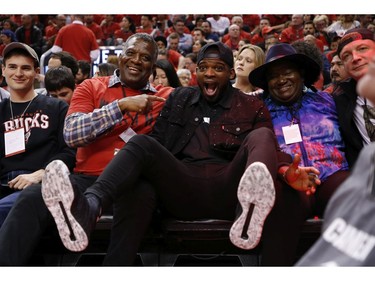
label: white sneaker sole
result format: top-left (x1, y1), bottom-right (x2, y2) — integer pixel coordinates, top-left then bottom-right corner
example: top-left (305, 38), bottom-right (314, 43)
top-left (42, 160), bottom-right (88, 252)
top-left (229, 162), bottom-right (275, 250)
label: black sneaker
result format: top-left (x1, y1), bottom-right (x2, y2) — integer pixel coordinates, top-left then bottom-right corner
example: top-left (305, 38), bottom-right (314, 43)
top-left (229, 162), bottom-right (275, 250)
top-left (42, 160), bottom-right (99, 252)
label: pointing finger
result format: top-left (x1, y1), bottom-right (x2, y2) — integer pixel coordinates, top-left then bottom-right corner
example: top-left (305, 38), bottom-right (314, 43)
top-left (147, 95), bottom-right (166, 102)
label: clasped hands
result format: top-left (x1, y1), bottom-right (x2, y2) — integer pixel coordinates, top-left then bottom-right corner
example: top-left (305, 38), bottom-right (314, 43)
top-left (280, 154), bottom-right (321, 196)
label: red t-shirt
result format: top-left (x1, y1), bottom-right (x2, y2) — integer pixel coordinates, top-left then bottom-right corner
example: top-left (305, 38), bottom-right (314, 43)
top-left (45, 25), bottom-right (59, 39)
top-left (250, 33), bottom-right (264, 45)
top-left (263, 15), bottom-right (290, 26)
top-left (24, 29), bottom-right (31, 45)
top-left (101, 22), bottom-right (121, 40)
top-left (136, 27), bottom-right (154, 34)
top-left (279, 26), bottom-right (304, 44)
top-left (114, 29), bottom-right (134, 42)
top-left (189, 72), bottom-right (197, 86)
top-left (86, 23), bottom-right (104, 42)
top-left (0, 44), bottom-right (6, 56)
top-left (242, 15), bottom-right (261, 31)
top-left (68, 78), bottom-right (172, 175)
top-left (54, 23), bottom-right (99, 62)
top-left (316, 33), bottom-right (329, 48)
top-left (167, 49), bottom-right (182, 69)
top-left (224, 39), bottom-right (240, 50)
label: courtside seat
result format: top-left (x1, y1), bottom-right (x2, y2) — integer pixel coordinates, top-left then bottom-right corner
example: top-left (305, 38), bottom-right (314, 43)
top-left (159, 218), bottom-right (261, 266)
top-left (33, 215), bottom-right (323, 266)
top-left (158, 217), bottom-right (323, 266)
top-left (35, 215), bottom-right (163, 266)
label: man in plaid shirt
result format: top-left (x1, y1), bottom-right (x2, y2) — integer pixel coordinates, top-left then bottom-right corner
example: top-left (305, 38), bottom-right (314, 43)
top-left (0, 33), bottom-right (172, 265)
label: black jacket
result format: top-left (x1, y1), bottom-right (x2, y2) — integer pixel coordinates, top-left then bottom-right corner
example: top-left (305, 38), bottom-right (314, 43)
top-left (333, 78), bottom-right (364, 168)
top-left (151, 85), bottom-right (291, 165)
top-left (15, 25), bottom-right (43, 57)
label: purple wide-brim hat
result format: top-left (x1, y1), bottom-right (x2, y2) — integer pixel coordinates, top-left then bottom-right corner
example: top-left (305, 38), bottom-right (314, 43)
top-left (249, 43), bottom-right (321, 90)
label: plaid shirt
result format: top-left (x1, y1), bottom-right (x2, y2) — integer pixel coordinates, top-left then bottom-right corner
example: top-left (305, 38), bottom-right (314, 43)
top-left (64, 71), bottom-right (157, 148)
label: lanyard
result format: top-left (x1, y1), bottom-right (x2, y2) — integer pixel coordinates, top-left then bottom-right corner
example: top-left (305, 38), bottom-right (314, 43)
top-left (120, 86), bottom-right (139, 127)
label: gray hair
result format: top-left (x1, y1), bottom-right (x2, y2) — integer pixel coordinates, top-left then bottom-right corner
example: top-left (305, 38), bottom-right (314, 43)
top-left (177, 68), bottom-right (191, 78)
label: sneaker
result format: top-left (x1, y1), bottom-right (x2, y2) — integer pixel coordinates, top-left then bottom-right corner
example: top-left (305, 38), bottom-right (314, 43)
top-left (42, 160), bottom-right (98, 252)
top-left (229, 162), bottom-right (275, 250)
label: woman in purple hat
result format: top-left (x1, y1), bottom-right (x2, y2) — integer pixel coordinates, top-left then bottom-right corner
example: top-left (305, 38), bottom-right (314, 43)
top-left (249, 43), bottom-right (351, 263)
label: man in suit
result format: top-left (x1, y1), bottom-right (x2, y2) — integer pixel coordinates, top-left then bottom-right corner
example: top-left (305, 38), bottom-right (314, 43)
top-left (333, 28), bottom-right (375, 168)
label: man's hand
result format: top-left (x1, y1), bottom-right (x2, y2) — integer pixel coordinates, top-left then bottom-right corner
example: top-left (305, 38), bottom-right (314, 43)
top-left (8, 169), bottom-right (45, 190)
top-left (281, 154), bottom-right (321, 195)
top-left (118, 94), bottom-right (166, 114)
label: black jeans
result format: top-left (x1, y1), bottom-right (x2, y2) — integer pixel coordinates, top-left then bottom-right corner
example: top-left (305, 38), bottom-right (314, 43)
top-left (90, 128), bottom-right (298, 265)
top-left (88, 127), bottom-right (279, 220)
top-left (103, 179), bottom-right (158, 265)
top-left (0, 127), bottom-right (309, 266)
top-left (97, 129), bottom-right (345, 266)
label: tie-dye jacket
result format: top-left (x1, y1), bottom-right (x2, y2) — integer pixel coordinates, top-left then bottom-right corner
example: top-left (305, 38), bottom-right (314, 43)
top-left (263, 88), bottom-right (349, 182)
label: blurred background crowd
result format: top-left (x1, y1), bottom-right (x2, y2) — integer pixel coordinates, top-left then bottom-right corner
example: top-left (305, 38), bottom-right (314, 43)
top-left (0, 14), bottom-right (374, 91)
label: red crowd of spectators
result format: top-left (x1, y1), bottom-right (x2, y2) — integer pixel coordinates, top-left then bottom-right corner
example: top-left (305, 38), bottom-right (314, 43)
top-left (0, 14), bottom-right (374, 89)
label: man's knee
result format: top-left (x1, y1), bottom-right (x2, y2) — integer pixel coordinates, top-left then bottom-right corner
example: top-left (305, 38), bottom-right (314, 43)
top-left (125, 135), bottom-right (161, 154)
top-left (128, 134), bottom-right (158, 146)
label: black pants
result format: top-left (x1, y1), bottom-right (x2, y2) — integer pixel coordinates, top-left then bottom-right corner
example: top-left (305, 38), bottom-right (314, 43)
top-left (88, 128), bottom-right (279, 220)
top-left (92, 128), bottom-right (296, 265)
top-left (99, 131), bottom-right (349, 266)
top-left (0, 127), bottom-right (321, 266)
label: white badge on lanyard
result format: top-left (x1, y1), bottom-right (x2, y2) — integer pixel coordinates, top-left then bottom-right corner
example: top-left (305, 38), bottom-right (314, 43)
top-left (4, 128), bottom-right (26, 157)
top-left (119, 127), bottom-right (137, 143)
top-left (282, 124), bottom-right (302, 144)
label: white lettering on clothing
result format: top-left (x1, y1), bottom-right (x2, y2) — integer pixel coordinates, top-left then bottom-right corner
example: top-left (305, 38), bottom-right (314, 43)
top-left (4, 114), bottom-right (50, 134)
top-left (323, 218), bottom-right (375, 261)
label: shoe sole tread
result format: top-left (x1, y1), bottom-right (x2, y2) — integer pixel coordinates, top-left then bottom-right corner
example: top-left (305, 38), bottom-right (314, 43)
top-left (229, 162), bottom-right (275, 250)
top-left (42, 160), bottom-right (88, 252)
